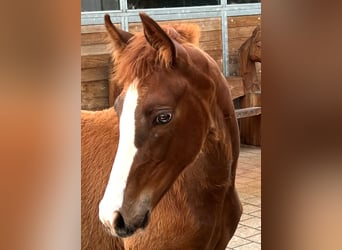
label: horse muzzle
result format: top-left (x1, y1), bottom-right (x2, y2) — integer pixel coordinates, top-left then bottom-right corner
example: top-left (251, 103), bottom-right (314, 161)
top-left (113, 209), bottom-right (150, 237)
top-left (100, 205), bottom-right (151, 238)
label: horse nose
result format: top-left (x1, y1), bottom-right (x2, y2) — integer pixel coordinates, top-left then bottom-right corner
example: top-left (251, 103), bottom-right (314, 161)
top-left (112, 211), bottom-right (135, 237)
top-left (113, 210), bottom-right (151, 238)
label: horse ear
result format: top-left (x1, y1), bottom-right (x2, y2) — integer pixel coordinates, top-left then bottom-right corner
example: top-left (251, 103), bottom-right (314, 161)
top-left (139, 12), bottom-right (176, 67)
top-left (104, 14), bottom-right (133, 51)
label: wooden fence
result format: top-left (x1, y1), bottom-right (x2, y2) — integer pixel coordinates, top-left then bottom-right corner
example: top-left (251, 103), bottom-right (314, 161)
top-left (81, 14), bottom-right (261, 110)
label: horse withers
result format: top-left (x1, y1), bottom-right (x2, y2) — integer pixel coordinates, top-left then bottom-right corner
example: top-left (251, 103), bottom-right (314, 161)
top-left (85, 12), bottom-right (242, 249)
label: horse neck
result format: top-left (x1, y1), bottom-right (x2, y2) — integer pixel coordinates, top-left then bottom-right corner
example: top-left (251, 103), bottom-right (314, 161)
top-left (163, 141), bottom-right (232, 217)
top-left (175, 121), bottom-right (234, 194)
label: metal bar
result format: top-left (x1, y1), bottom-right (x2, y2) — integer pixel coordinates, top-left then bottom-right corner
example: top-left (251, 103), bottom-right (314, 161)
top-left (127, 10), bottom-right (222, 22)
top-left (81, 4), bottom-right (261, 25)
top-left (81, 11), bottom-right (123, 25)
top-left (119, 0), bottom-right (127, 12)
top-left (221, 9), bottom-right (228, 76)
top-left (119, 0), bottom-right (128, 30)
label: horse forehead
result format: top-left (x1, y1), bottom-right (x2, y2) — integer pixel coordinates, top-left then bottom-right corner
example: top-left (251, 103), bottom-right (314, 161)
top-left (143, 71), bottom-right (186, 94)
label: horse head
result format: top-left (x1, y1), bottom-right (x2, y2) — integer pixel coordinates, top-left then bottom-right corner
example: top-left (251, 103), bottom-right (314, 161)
top-left (249, 25), bottom-right (261, 62)
top-left (99, 13), bottom-right (238, 238)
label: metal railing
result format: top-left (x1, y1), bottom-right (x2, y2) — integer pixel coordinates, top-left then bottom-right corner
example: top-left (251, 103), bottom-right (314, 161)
top-left (81, 2), bottom-right (261, 76)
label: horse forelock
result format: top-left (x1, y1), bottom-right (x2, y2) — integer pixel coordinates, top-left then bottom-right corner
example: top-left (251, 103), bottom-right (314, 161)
top-left (112, 24), bottom-right (200, 88)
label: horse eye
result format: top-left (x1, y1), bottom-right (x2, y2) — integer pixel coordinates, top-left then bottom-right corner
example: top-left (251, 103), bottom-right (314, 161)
top-left (154, 112), bottom-right (172, 125)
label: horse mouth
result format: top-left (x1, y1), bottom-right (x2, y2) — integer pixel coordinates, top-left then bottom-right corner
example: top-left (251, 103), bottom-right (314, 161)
top-left (114, 210), bottom-right (151, 238)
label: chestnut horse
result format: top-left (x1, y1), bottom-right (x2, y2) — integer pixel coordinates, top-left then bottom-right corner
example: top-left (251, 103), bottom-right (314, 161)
top-left (82, 108), bottom-right (124, 249)
top-left (239, 25), bottom-right (261, 93)
top-left (82, 13), bottom-right (242, 249)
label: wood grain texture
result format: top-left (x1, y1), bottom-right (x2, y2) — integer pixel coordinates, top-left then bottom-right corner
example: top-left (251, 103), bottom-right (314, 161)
top-left (81, 53), bottom-right (111, 69)
top-left (81, 67), bottom-right (109, 82)
top-left (235, 107), bottom-right (261, 119)
top-left (227, 15), bottom-right (261, 77)
top-left (228, 15), bottom-right (261, 28)
top-left (81, 80), bottom-right (110, 110)
top-left (226, 76), bottom-right (245, 100)
top-left (82, 32), bottom-right (109, 46)
top-left (239, 92), bottom-right (261, 146)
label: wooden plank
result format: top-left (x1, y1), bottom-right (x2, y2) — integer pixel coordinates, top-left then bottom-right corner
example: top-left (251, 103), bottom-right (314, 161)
top-left (228, 51), bottom-right (239, 76)
top-left (228, 26), bottom-right (257, 39)
top-left (199, 39), bottom-right (222, 51)
top-left (228, 15), bottom-right (261, 28)
top-left (81, 80), bottom-right (109, 99)
top-left (229, 63), bottom-right (239, 76)
top-left (81, 24), bottom-right (121, 34)
top-left (229, 54), bottom-right (239, 64)
top-left (81, 80), bottom-right (110, 111)
top-left (235, 107), bottom-right (261, 119)
top-left (81, 97), bottom-right (109, 111)
top-left (226, 76), bottom-right (245, 100)
top-left (81, 53), bottom-right (111, 69)
top-left (82, 32), bottom-right (109, 46)
top-left (228, 38), bottom-right (251, 52)
top-left (81, 44), bottom-right (110, 56)
top-left (200, 30), bottom-right (222, 42)
top-left (256, 62), bottom-right (261, 85)
top-left (81, 67), bottom-right (109, 82)
top-left (206, 50), bottom-right (222, 61)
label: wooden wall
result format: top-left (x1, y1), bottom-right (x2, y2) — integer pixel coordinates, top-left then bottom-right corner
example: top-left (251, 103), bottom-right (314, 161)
top-left (81, 15), bottom-right (261, 110)
top-left (227, 15), bottom-right (261, 77)
top-left (81, 24), bottom-right (118, 110)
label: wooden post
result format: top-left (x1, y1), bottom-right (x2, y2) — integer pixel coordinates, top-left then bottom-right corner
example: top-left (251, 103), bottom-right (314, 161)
top-left (239, 92), bottom-right (261, 146)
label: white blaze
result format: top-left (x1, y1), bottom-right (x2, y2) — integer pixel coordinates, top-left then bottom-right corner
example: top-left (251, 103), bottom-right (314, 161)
top-left (99, 82), bottom-right (138, 229)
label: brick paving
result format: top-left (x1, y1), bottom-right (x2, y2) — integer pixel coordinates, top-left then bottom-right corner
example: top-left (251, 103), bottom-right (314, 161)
top-left (226, 145), bottom-right (261, 250)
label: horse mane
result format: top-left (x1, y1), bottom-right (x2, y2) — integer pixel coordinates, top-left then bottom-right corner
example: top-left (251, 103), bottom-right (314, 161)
top-left (110, 23), bottom-right (200, 88)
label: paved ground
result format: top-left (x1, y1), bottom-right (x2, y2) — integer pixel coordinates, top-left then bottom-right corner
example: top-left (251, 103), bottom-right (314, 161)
top-left (226, 145), bottom-right (261, 250)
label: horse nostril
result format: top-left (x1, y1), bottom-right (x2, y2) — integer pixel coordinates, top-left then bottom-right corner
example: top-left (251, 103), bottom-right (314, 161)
top-left (113, 211), bottom-right (135, 238)
top-left (113, 211), bottom-right (125, 231)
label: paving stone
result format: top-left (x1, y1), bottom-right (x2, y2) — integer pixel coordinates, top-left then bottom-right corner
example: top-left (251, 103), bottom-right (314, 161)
top-left (227, 235), bottom-right (251, 248)
top-left (240, 213), bottom-right (253, 221)
top-left (240, 217), bottom-right (261, 228)
top-left (234, 242), bottom-right (261, 249)
top-left (241, 204), bottom-right (260, 214)
top-left (226, 145), bottom-right (261, 250)
top-left (247, 233), bottom-right (261, 243)
top-left (234, 225), bottom-right (260, 238)
top-left (249, 210), bottom-right (261, 218)
top-left (244, 196), bottom-right (261, 206)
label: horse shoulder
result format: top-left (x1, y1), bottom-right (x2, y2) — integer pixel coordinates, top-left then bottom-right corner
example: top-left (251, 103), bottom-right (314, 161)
top-left (81, 108), bottom-right (123, 250)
